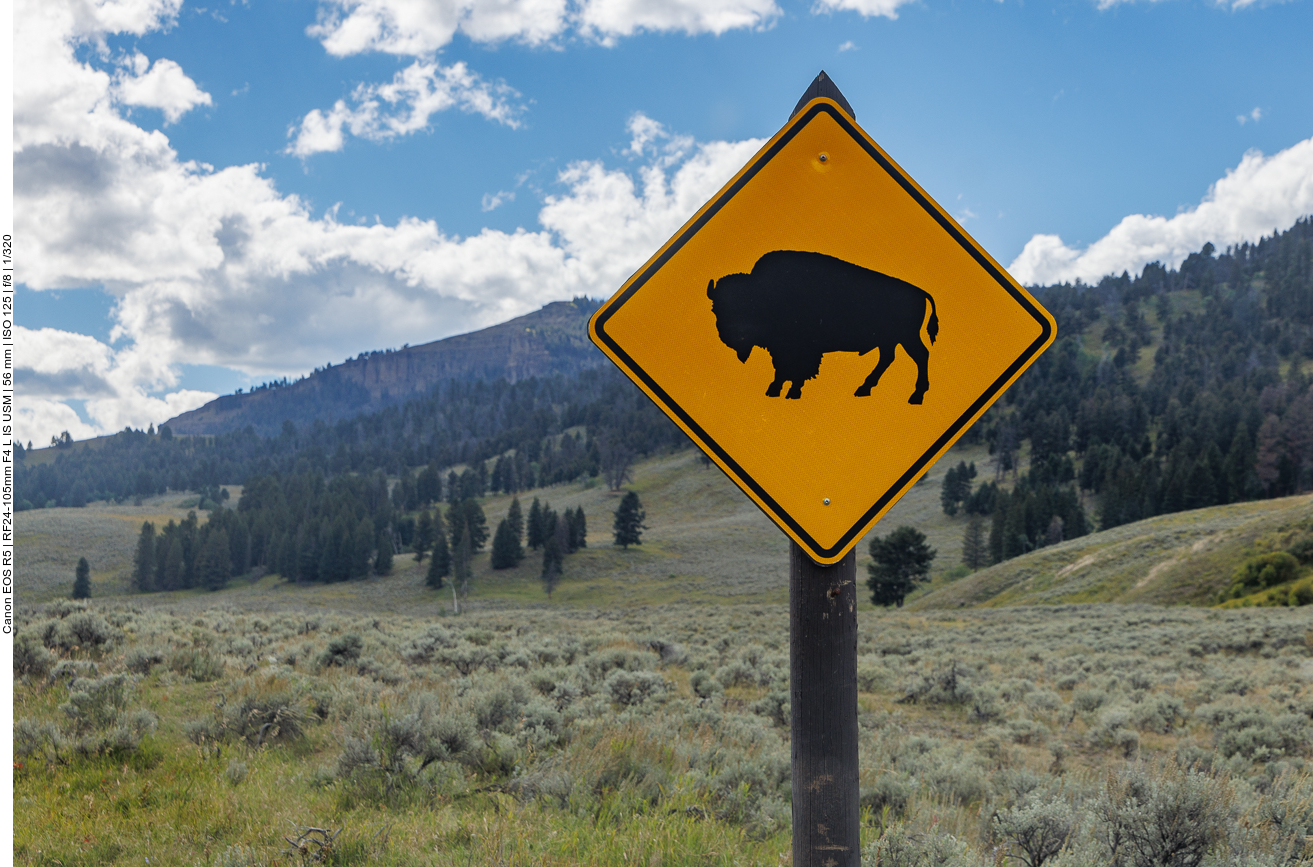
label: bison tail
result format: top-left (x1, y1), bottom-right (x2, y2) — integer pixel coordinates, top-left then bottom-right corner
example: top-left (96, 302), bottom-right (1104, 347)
top-left (925, 295), bottom-right (939, 345)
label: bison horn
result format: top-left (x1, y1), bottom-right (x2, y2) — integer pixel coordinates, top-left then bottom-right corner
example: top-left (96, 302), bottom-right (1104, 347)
top-left (706, 278), bottom-right (715, 298)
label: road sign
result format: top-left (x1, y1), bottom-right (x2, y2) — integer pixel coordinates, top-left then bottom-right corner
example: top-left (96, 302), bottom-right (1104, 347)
top-left (590, 79), bottom-right (1055, 565)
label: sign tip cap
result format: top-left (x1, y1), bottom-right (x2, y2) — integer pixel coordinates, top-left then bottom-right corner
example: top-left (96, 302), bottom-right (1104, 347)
top-left (790, 71), bottom-right (855, 121)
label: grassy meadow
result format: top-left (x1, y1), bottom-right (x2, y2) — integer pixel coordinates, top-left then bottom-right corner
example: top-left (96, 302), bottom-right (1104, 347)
top-left (14, 447), bottom-right (1313, 865)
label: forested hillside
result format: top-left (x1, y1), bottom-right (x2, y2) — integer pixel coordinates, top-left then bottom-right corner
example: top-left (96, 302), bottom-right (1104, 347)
top-left (17, 219), bottom-right (1313, 575)
top-left (162, 298), bottom-right (606, 436)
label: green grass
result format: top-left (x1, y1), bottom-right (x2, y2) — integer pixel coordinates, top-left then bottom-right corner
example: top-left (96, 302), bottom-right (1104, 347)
top-left (913, 493), bottom-right (1313, 609)
top-left (16, 495), bottom-right (211, 603)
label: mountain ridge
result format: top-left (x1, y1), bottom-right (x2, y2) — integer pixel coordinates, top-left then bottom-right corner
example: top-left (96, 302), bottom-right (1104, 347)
top-left (165, 298), bottom-right (605, 436)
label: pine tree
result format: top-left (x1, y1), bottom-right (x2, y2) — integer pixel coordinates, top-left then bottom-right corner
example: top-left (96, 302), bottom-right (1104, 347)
top-left (162, 535), bottom-right (184, 591)
top-left (375, 530), bottom-right (394, 575)
top-left (507, 497), bottom-right (524, 545)
top-left (613, 492), bottom-right (645, 548)
top-left (426, 536), bottom-right (447, 589)
top-left (352, 517), bottom-right (374, 578)
top-left (461, 499), bottom-right (489, 552)
top-left (962, 516), bottom-right (986, 571)
top-left (867, 526), bottom-right (935, 607)
top-left (454, 524), bottom-right (473, 598)
top-left (414, 510), bottom-right (434, 562)
top-left (527, 497), bottom-right (545, 550)
top-left (199, 529), bottom-right (231, 591)
top-left (72, 557), bottom-right (91, 599)
top-left (541, 530), bottom-right (563, 597)
top-left (567, 507), bottom-right (587, 551)
top-left (133, 522), bottom-right (155, 592)
top-left (430, 530), bottom-right (451, 586)
top-left (490, 518), bottom-right (522, 569)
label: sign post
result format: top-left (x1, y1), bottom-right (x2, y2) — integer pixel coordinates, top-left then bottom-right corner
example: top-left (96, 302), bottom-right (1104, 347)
top-left (790, 544), bottom-right (858, 866)
top-left (589, 72), bottom-right (1055, 865)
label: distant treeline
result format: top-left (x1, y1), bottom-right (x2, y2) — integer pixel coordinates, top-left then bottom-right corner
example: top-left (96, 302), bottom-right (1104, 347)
top-left (16, 367), bottom-right (682, 510)
top-left (130, 470), bottom-right (503, 592)
top-left (18, 219), bottom-right (1313, 574)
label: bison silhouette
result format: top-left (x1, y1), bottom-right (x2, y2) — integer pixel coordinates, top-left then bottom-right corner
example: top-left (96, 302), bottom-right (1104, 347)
top-left (707, 250), bottom-right (939, 403)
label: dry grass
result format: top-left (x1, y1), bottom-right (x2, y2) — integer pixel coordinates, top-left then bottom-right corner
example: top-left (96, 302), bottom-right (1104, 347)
top-left (914, 494), bottom-right (1313, 610)
top-left (16, 495), bottom-right (209, 603)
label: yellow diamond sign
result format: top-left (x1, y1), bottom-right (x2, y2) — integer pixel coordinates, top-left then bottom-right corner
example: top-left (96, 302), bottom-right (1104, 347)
top-left (590, 94), bottom-right (1056, 565)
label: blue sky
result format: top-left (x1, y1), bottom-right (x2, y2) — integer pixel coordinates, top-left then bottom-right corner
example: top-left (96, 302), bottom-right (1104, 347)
top-left (14, 0), bottom-right (1313, 445)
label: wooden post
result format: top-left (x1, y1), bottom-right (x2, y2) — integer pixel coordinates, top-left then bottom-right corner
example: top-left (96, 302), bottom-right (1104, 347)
top-left (790, 541), bottom-right (859, 867)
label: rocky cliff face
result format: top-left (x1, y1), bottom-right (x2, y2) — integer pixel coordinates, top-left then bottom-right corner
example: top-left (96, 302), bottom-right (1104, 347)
top-left (165, 299), bottom-right (606, 436)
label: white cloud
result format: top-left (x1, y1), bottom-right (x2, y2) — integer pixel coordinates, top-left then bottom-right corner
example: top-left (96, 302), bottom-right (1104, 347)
top-left (16, 326), bottom-right (216, 444)
top-left (577, 0), bottom-right (780, 40)
top-left (1008, 137), bottom-right (1313, 286)
top-left (837, 39), bottom-right (857, 51)
top-left (16, 0), bottom-right (766, 442)
top-left (1237, 106), bottom-right (1262, 125)
top-left (307, 0), bottom-right (571, 57)
top-left (287, 60), bottom-right (521, 156)
top-left (814, 0), bottom-right (916, 20)
top-left (308, 0), bottom-right (782, 56)
top-left (115, 52), bottom-right (212, 123)
top-left (1095, 0), bottom-right (1267, 10)
top-left (481, 190), bottom-right (515, 211)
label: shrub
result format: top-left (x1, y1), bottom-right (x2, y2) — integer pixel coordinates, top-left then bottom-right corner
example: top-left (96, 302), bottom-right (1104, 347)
top-left (1094, 762), bottom-right (1233, 867)
top-left (38, 612), bottom-right (120, 652)
top-left (169, 648), bottom-right (225, 682)
top-left (60, 674), bottom-right (132, 733)
top-left (13, 634), bottom-right (53, 679)
top-left (604, 669), bottom-right (668, 707)
top-left (124, 646), bottom-right (166, 675)
top-left (1223, 552), bottom-right (1302, 600)
top-left (863, 823), bottom-right (986, 867)
top-left (317, 633), bottom-right (364, 668)
top-left (994, 796), bottom-right (1077, 867)
top-left (14, 718), bottom-right (65, 763)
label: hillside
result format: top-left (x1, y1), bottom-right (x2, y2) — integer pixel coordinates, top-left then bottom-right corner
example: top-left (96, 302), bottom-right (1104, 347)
top-left (912, 493), bottom-right (1313, 609)
top-left (17, 443), bottom-right (980, 609)
top-left (22, 439), bottom-right (1309, 613)
top-left (164, 298), bottom-right (605, 436)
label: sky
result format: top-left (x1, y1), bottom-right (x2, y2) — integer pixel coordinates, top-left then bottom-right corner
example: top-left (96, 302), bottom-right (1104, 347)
top-left (14, 0), bottom-right (1313, 447)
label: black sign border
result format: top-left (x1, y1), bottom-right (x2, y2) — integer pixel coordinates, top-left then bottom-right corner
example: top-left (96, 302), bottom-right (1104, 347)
top-left (593, 101), bottom-right (1054, 562)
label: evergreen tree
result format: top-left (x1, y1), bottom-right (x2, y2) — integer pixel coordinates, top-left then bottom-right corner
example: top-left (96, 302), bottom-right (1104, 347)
top-left (507, 497), bottom-right (524, 545)
top-left (430, 530), bottom-right (451, 586)
top-left (72, 556), bottom-right (91, 599)
top-left (133, 522), bottom-right (155, 592)
top-left (940, 461), bottom-right (976, 517)
top-left (962, 516), bottom-right (986, 571)
top-left (414, 510), bottom-right (434, 562)
top-left (453, 524), bottom-right (473, 598)
top-left (374, 530), bottom-right (394, 575)
top-left (541, 530), bottom-right (563, 597)
top-left (162, 535), bottom-right (184, 591)
top-left (450, 499), bottom-right (489, 552)
top-left (527, 497), bottom-right (545, 549)
top-left (613, 491), bottom-right (645, 548)
top-left (229, 518), bottom-right (251, 577)
top-left (567, 507), bottom-right (587, 551)
top-left (199, 529), bottom-right (231, 591)
top-left (352, 517), bottom-right (374, 578)
top-left (425, 536), bottom-right (447, 589)
top-left (867, 526), bottom-right (935, 607)
top-left (490, 518), bottom-right (523, 569)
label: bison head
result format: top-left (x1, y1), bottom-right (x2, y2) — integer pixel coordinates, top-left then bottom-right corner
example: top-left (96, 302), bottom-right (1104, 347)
top-left (707, 274), bottom-right (760, 363)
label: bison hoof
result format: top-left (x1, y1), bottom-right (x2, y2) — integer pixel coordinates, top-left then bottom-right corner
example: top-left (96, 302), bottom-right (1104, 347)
top-left (765, 384), bottom-right (782, 398)
top-left (786, 388), bottom-right (803, 400)
top-left (908, 392), bottom-right (925, 405)
top-left (854, 386), bottom-right (872, 397)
